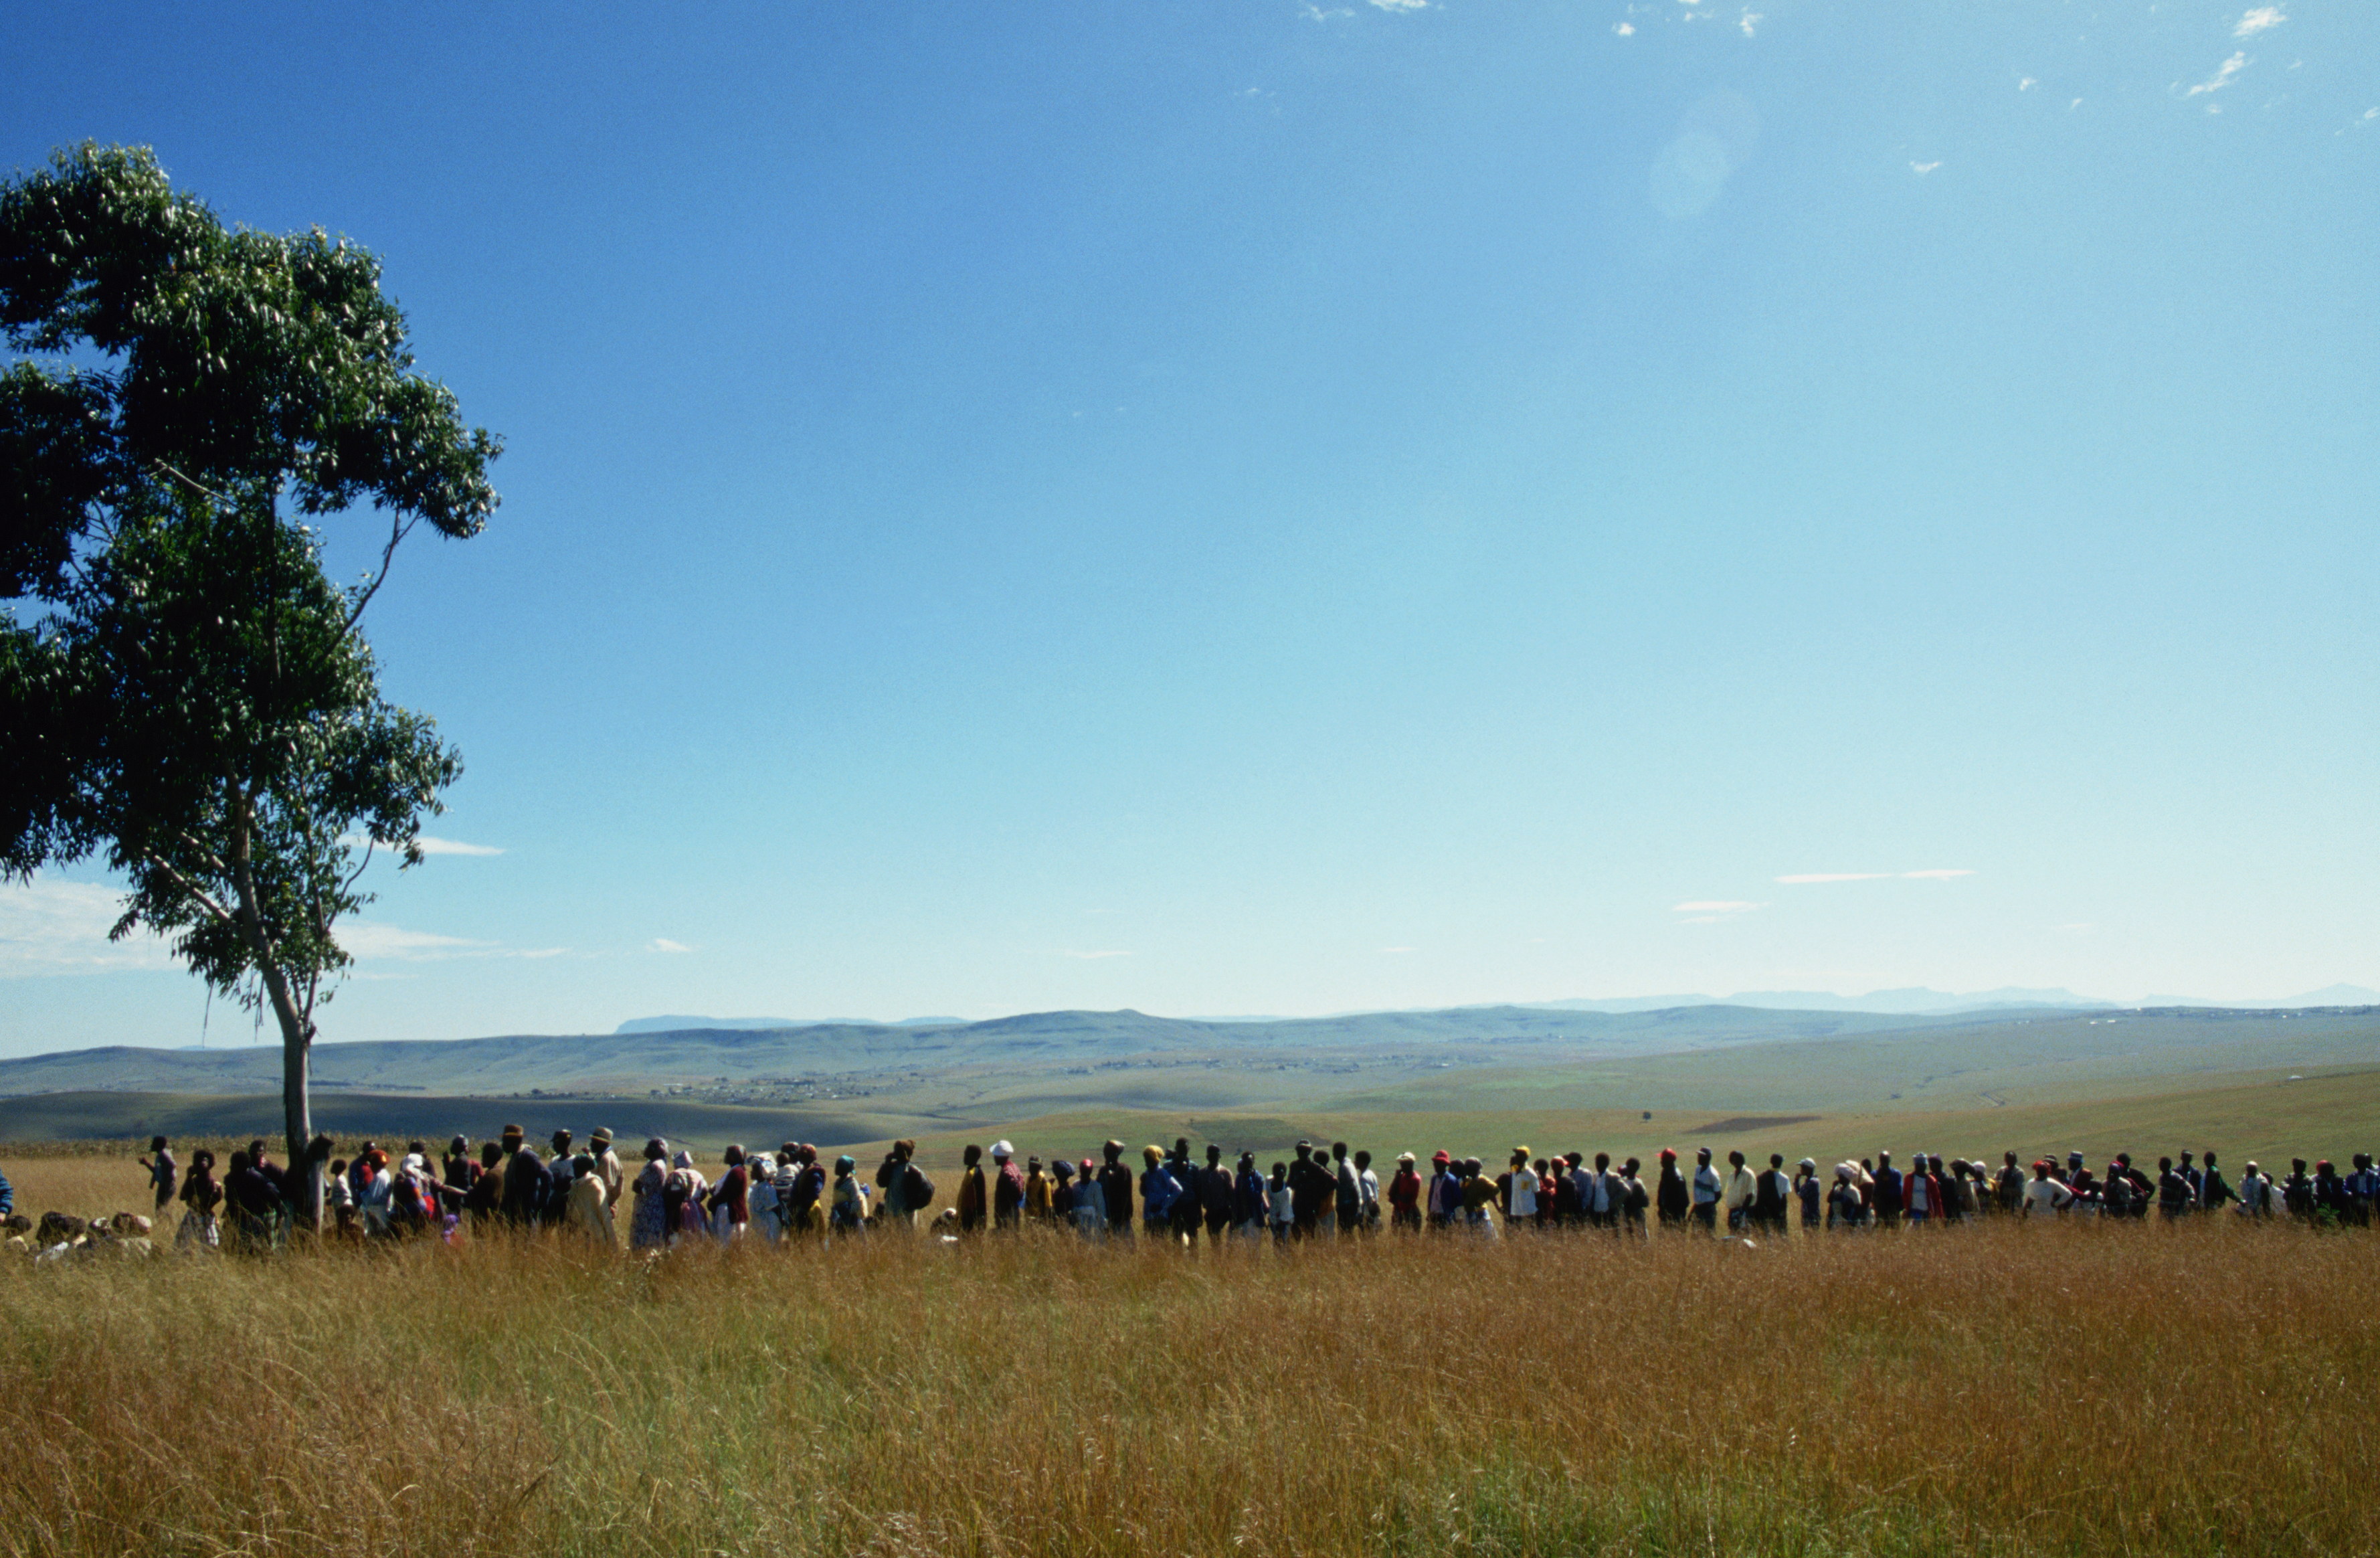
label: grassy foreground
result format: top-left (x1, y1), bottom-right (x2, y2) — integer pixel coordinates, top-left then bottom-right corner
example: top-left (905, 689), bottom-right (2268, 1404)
top-left (2, 1214), bottom-right (2374, 1558)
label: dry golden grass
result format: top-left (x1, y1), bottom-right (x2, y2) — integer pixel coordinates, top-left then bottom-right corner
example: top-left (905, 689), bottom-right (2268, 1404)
top-left (1, 1200), bottom-right (2373, 1558)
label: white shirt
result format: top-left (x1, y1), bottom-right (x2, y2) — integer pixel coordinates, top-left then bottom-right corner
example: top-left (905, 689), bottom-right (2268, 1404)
top-left (2023, 1178), bottom-right (2072, 1215)
top-left (1507, 1170), bottom-right (1537, 1217)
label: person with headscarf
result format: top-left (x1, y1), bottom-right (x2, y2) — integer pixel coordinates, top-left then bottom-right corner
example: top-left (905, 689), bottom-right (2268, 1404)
top-left (1426, 1151), bottom-right (1457, 1231)
top-left (2022, 1160), bottom-right (2073, 1217)
top-left (1459, 1157), bottom-right (1499, 1235)
top-left (176, 1148), bottom-right (222, 1249)
top-left (1048, 1157), bottom-right (1076, 1223)
top-left (440, 1135), bottom-right (481, 1219)
top-left (1793, 1158), bottom-right (1822, 1231)
top-left (992, 1142), bottom-right (1026, 1230)
top-left (829, 1154), bottom-right (868, 1234)
top-left (629, 1139), bottom-right (672, 1249)
top-left (1827, 1164), bottom-right (1869, 1228)
top-left (1656, 1148), bottom-right (1689, 1229)
top-left (1387, 1152), bottom-right (1423, 1232)
top-left (707, 1146), bottom-right (751, 1239)
top-left (666, 1150), bottom-right (709, 1243)
top-left (356, 1148), bottom-right (395, 1237)
top-left (565, 1152), bottom-right (610, 1239)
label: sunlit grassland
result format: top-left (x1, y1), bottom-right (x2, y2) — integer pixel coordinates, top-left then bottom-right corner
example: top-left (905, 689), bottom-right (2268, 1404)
top-left (1, 1199), bottom-right (2374, 1557)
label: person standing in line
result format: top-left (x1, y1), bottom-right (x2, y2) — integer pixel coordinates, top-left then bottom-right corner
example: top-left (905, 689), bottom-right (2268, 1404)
top-left (992, 1141), bottom-right (1026, 1230)
top-left (1615, 1157), bottom-right (1648, 1233)
top-left (1827, 1163), bottom-right (1867, 1229)
top-left (707, 1146), bottom-right (751, 1240)
top-left (1287, 1142), bottom-right (1331, 1239)
top-left (1426, 1151), bottom-right (1457, 1231)
top-left (1656, 1148), bottom-right (1689, 1229)
top-left (1197, 1144), bottom-right (1234, 1241)
top-left (2022, 1159), bottom-right (2074, 1217)
top-left (1170, 1141), bottom-right (1204, 1244)
top-left (829, 1154), bottom-right (868, 1235)
top-left (1266, 1162), bottom-right (1293, 1242)
top-left (1388, 1152), bottom-right (1423, 1232)
top-left (1356, 1147), bottom-right (1383, 1233)
top-left (2178, 1150), bottom-right (2204, 1207)
top-left (2156, 1155), bottom-right (2194, 1220)
top-left (139, 1136), bottom-right (177, 1217)
top-left (2235, 1160), bottom-right (2276, 1217)
top-left (2199, 1150), bottom-right (2235, 1215)
top-left (1075, 1157), bottom-right (1110, 1238)
top-left (1332, 1141), bottom-right (1364, 1237)
top-left (629, 1139), bottom-right (670, 1249)
top-left (439, 1136), bottom-right (480, 1221)
top-left (1995, 1151), bottom-right (2025, 1215)
top-left (1094, 1141), bottom-right (1135, 1239)
top-left (588, 1128), bottom-right (625, 1223)
top-left (955, 1144), bottom-right (988, 1234)
top-left (547, 1130), bottom-right (579, 1219)
top-left (1138, 1144), bottom-right (1181, 1241)
top-left (1872, 1152), bottom-right (1904, 1229)
top-left (1232, 1152), bottom-right (1269, 1238)
top-left (1751, 1153), bottom-right (1791, 1235)
top-left (1503, 1148), bottom-right (1537, 1228)
top-left (565, 1152), bottom-right (609, 1240)
top-left (1459, 1157), bottom-right (1500, 1235)
top-left (1024, 1152), bottom-right (1052, 1225)
top-left (1049, 1158), bottom-right (1076, 1223)
top-left (2344, 1154), bottom-right (2377, 1227)
top-left (1793, 1158), bottom-right (1822, 1233)
top-left (1698, 1150), bottom-right (1734, 1233)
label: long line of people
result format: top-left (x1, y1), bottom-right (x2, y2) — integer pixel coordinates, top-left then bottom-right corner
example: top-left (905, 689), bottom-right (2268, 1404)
top-left (31, 1130), bottom-right (2380, 1257)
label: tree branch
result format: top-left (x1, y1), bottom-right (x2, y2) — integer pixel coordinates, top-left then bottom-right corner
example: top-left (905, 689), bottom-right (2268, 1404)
top-left (344, 511), bottom-right (418, 632)
top-left (140, 852), bottom-right (237, 928)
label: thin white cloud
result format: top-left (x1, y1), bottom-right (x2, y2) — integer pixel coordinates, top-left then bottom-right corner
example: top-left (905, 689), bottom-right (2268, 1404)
top-left (1673, 900), bottom-right (1764, 925)
top-left (2187, 52), bottom-right (2248, 96)
top-left (1062, 948), bottom-right (1132, 960)
top-left (1739, 10), bottom-right (1761, 37)
top-left (1367, 0), bottom-right (1427, 10)
top-left (1911, 160), bottom-right (1943, 174)
top-left (1614, 21), bottom-right (1635, 35)
top-left (1776, 872), bottom-right (1892, 884)
top-left (649, 938), bottom-right (693, 954)
top-left (2019, 76), bottom-right (2037, 91)
top-left (1299, 3), bottom-right (1354, 20)
top-left (341, 922), bottom-right (495, 960)
top-left (411, 835), bottom-right (504, 857)
top-left (1901, 868), bottom-right (1976, 880)
top-left (0, 877), bottom-right (177, 975)
top-left (2234, 7), bottom-right (2285, 39)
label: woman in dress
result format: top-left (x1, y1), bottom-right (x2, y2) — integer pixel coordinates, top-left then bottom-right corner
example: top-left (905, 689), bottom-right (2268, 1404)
top-left (628, 1138), bottom-right (671, 1249)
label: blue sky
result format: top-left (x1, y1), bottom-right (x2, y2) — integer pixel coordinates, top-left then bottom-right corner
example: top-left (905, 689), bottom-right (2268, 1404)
top-left (3, 1), bottom-right (2375, 1054)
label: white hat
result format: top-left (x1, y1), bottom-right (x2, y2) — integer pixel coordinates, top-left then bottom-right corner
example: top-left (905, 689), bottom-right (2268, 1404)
top-left (990, 1140), bottom-right (1013, 1159)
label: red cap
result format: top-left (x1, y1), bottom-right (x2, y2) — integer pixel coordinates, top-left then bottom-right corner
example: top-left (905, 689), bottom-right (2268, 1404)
top-left (1431, 1150), bottom-right (1451, 1164)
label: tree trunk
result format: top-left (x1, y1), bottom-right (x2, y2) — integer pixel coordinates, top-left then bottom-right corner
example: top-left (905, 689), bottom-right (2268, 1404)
top-left (280, 1008), bottom-right (320, 1231)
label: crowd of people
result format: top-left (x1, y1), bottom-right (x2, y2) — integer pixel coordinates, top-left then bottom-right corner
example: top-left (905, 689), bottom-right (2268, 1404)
top-left (45, 1128), bottom-right (2379, 1255)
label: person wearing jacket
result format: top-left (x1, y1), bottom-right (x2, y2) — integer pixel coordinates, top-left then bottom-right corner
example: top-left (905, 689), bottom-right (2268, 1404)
top-left (1021, 1151), bottom-right (1051, 1225)
top-left (1193, 1144), bottom-right (1232, 1239)
top-left (1288, 1142), bottom-right (1334, 1239)
top-left (2199, 1152), bottom-right (2235, 1215)
top-left (1096, 1142), bottom-right (1135, 1237)
top-left (707, 1146), bottom-right (751, 1239)
top-left (1656, 1148), bottom-right (1688, 1229)
top-left (2236, 1161), bottom-right (2278, 1217)
top-left (1333, 1142), bottom-right (1364, 1235)
top-left (1501, 1148), bottom-right (1537, 1227)
top-left (1139, 1145), bottom-right (1182, 1239)
top-left (1075, 1157), bottom-right (1110, 1237)
top-left (829, 1155), bottom-right (868, 1233)
top-left (992, 1142), bottom-right (1026, 1230)
top-left (1871, 1152), bottom-right (1904, 1228)
top-left (565, 1153), bottom-right (610, 1239)
top-left (2156, 1156), bottom-right (2194, 1220)
top-left (1426, 1151), bottom-right (1457, 1231)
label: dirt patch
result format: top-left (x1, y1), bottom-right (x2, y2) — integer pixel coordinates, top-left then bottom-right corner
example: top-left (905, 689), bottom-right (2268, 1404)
top-left (1686, 1114), bottom-right (1821, 1134)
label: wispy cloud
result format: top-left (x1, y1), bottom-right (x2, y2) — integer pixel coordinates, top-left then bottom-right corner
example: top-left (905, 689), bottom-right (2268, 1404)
top-left (649, 938), bottom-right (693, 954)
top-left (411, 835), bottom-right (504, 857)
top-left (2234, 6), bottom-right (2285, 39)
top-left (1298, 3), bottom-right (1354, 20)
top-left (2019, 76), bottom-right (2037, 91)
top-left (0, 878), bottom-right (177, 975)
top-left (1738, 10), bottom-right (1762, 37)
top-left (1673, 900), bottom-right (1763, 924)
top-left (2186, 52), bottom-right (2249, 96)
top-left (1367, 0), bottom-right (1428, 10)
top-left (1776, 869), bottom-right (1976, 884)
top-left (341, 922), bottom-right (494, 960)
top-left (1910, 160), bottom-right (1942, 175)
top-left (1613, 21), bottom-right (1635, 35)
top-left (1063, 949), bottom-right (1132, 960)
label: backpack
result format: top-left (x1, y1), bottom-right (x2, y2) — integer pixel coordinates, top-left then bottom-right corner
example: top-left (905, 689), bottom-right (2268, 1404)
top-left (903, 1164), bottom-right (935, 1212)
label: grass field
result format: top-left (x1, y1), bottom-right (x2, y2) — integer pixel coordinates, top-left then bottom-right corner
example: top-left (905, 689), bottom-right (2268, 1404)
top-left (1, 1202), bottom-right (2373, 1558)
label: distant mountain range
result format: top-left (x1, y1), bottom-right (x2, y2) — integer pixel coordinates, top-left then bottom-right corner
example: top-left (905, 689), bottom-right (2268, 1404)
top-left (614, 1015), bottom-right (964, 1034)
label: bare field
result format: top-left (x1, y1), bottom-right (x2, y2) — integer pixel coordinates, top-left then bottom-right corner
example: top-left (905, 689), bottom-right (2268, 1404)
top-left (1, 1213), bottom-right (2373, 1558)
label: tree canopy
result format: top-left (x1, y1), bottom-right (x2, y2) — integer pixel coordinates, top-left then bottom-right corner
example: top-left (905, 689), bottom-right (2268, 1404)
top-left (0, 145), bottom-right (500, 1221)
